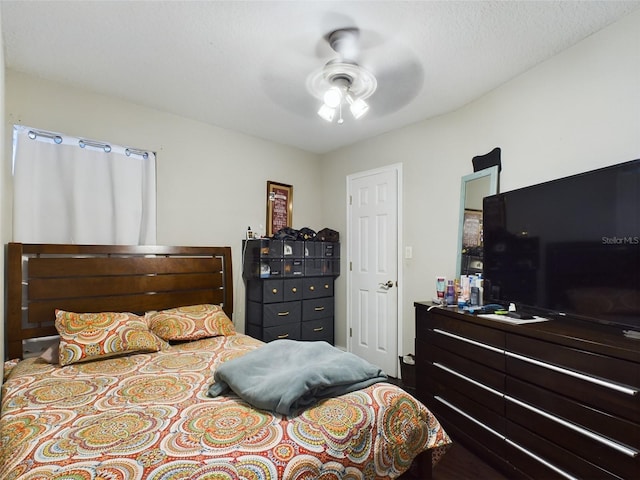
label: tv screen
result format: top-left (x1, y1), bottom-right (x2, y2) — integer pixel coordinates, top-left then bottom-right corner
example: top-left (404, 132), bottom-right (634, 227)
top-left (483, 159), bottom-right (640, 331)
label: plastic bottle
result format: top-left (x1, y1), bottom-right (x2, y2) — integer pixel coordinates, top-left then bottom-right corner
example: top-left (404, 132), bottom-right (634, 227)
top-left (470, 275), bottom-right (480, 306)
top-left (445, 280), bottom-right (455, 305)
top-left (470, 286), bottom-right (480, 306)
top-left (461, 275), bottom-right (471, 302)
top-left (436, 277), bottom-right (446, 301)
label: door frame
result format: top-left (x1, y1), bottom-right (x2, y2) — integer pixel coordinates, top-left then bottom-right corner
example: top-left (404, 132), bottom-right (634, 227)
top-left (345, 163), bottom-right (403, 377)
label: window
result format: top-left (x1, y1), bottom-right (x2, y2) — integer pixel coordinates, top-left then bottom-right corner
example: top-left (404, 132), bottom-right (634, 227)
top-left (12, 125), bottom-right (156, 244)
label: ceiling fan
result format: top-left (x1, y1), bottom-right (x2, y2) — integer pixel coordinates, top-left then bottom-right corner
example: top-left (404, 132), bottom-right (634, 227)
top-left (261, 20), bottom-right (424, 122)
top-left (307, 27), bottom-right (378, 124)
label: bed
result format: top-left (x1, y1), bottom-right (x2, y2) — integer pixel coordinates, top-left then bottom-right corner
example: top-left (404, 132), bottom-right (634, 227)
top-left (1, 242), bottom-right (451, 479)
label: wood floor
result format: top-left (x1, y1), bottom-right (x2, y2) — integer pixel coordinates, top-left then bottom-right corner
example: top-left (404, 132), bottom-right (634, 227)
top-left (431, 442), bottom-right (509, 480)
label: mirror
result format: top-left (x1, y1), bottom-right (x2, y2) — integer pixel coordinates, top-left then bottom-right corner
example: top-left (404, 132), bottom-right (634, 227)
top-left (455, 166), bottom-right (499, 278)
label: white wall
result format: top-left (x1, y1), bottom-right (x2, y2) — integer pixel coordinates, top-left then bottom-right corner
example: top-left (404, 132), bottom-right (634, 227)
top-left (4, 72), bottom-right (323, 333)
top-left (322, 9), bottom-right (640, 352)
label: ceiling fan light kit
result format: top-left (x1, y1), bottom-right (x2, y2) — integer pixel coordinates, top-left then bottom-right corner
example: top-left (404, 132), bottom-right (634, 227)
top-left (323, 85), bottom-right (343, 108)
top-left (308, 28), bottom-right (378, 124)
top-left (317, 103), bottom-right (337, 122)
top-left (346, 94), bottom-right (369, 119)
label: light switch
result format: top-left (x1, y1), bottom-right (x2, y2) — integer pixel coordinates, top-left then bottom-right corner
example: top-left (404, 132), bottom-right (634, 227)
top-left (405, 246), bottom-right (413, 259)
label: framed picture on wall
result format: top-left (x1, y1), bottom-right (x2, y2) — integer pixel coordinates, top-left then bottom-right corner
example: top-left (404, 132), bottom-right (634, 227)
top-left (266, 181), bottom-right (293, 237)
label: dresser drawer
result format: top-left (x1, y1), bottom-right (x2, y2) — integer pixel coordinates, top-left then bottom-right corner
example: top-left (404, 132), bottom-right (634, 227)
top-left (247, 279), bottom-right (281, 302)
top-left (302, 277), bottom-right (333, 298)
top-left (282, 240), bottom-right (304, 258)
top-left (301, 318), bottom-right (333, 343)
top-left (506, 333), bottom-right (639, 423)
top-left (283, 259), bottom-right (305, 277)
top-left (246, 278), bottom-right (303, 303)
top-left (427, 360), bottom-right (504, 415)
top-left (262, 323), bottom-right (301, 342)
top-left (506, 376), bottom-right (639, 451)
top-left (425, 327), bottom-right (505, 371)
top-left (504, 422), bottom-right (588, 480)
top-left (506, 353), bottom-right (640, 424)
top-left (261, 301), bottom-right (301, 327)
top-left (426, 343), bottom-right (505, 400)
top-left (302, 297), bottom-right (333, 321)
top-left (507, 333), bottom-right (639, 388)
top-left (425, 311), bottom-right (505, 350)
top-left (281, 279), bottom-right (303, 301)
top-left (431, 387), bottom-right (507, 458)
top-left (505, 400), bottom-right (638, 479)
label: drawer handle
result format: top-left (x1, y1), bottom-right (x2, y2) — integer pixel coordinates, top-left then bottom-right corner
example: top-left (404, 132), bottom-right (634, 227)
top-left (505, 351), bottom-right (639, 397)
top-left (313, 327), bottom-right (324, 332)
top-left (277, 311), bottom-right (290, 316)
top-left (314, 306), bottom-right (325, 311)
top-left (433, 328), bottom-right (503, 354)
top-left (434, 396), bottom-right (504, 440)
top-left (272, 288), bottom-right (278, 294)
top-left (277, 333), bottom-right (289, 339)
top-left (291, 287), bottom-right (297, 293)
top-left (324, 284), bottom-right (329, 289)
top-left (309, 285), bottom-right (315, 291)
top-left (505, 395), bottom-right (639, 458)
top-left (433, 362), bottom-right (503, 397)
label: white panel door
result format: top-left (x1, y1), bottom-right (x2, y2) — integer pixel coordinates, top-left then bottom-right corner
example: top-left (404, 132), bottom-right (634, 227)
top-left (348, 166), bottom-right (399, 375)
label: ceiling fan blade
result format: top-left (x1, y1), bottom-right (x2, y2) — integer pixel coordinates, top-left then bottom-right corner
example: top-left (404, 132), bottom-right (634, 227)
top-left (261, 48), bottom-right (321, 116)
top-left (326, 27), bottom-right (360, 61)
top-left (362, 38), bottom-right (425, 115)
top-left (369, 60), bottom-right (424, 115)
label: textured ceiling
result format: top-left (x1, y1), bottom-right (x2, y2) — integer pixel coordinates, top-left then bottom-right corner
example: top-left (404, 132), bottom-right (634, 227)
top-left (2, 1), bottom-right (639, 154)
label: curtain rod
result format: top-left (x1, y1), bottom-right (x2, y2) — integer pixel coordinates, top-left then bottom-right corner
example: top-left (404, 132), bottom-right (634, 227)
top-left (26, 128), bottom-right (151, 159)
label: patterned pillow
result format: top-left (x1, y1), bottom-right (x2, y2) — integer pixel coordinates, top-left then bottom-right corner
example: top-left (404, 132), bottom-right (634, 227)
top-left (55, 310), bottom-right (163, 366)
top-left (145, 304), bottom-right (236, 341)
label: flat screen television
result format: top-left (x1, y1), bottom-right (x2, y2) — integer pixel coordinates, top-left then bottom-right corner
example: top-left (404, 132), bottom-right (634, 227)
top-left (483, 159), bottom-right (640, 331)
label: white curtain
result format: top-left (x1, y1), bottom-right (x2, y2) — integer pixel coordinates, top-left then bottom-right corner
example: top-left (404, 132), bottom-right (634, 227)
top-left (13, 125), bottom-right (156, 245)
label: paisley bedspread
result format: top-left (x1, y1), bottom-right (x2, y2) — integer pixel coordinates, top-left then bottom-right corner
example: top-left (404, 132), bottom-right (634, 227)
top-left (0, 333), bottom-right (451, 479)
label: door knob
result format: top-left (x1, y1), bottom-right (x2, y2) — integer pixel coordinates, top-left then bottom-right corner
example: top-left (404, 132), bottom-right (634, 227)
top-left (379, 280), bottom-right (394, 289)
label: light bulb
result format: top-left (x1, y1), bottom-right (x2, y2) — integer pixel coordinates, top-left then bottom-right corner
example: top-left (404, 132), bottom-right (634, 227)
top-left (348, 96), bottom-right (369, 119)
top-left (323, 86), bottom-right (343, 108)
top-left (317, 104), bottom-right (336, 122)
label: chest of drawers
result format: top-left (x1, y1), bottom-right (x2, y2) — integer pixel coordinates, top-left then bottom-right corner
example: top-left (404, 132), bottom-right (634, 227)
top-left (246, 277), bottom-right (334, 343)
top-left (243, 239), bottom-right (339, 344)
top-left (415, 303), bottom-right (639, 479)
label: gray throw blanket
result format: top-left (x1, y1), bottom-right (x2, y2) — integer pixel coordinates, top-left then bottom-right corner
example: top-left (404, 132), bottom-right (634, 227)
top-left (207, 339), bottom-right (388, 415)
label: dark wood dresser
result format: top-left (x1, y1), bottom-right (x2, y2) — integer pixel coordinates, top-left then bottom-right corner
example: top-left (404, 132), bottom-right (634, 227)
top-left (415, 302), bottom-right (639, 479)
top-left (244, 239), bottom-right (339, 344)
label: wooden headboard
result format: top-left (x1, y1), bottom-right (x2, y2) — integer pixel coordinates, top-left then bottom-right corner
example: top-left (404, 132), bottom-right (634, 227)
top-left (5, 243), bottom-right (233, 360)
